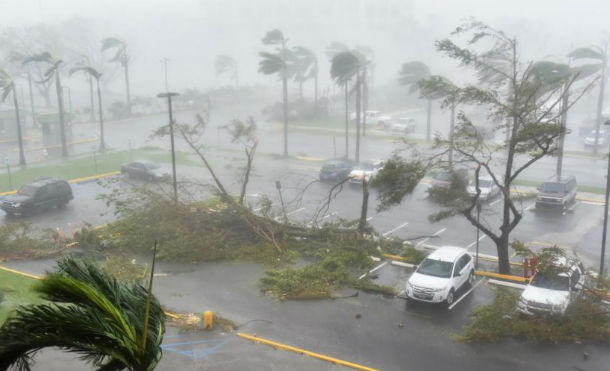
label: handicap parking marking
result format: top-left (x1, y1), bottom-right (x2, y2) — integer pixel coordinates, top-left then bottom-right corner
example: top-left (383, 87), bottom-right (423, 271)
top-left (448, 278), bottom-right (486, 310)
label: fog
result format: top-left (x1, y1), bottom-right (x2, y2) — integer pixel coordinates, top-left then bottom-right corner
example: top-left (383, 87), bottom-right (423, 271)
top-left (0, 0), bottom-right (608, 106)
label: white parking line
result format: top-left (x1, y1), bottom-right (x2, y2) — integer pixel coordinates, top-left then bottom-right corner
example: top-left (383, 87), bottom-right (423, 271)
top-left (307, 212), bottom-right (338, 227)
top-left (274, 207), bottom-right (306, 221)
top-left (382, 222), bottom-right (409, 237)
top-left (448, 278), bottom-right (485, 310)
top-left (366, 216), bottom-right (373, 221)
top-left (358, 261), bottom-right (388, 280)
top-left (416, 227), bottom-right (447, 247)
top-left (490, 199), bottom-right (501, 206)
top-left (524, 203), bottom-right (535, 211)
top-left (466, 235), bottom-right (487, 249)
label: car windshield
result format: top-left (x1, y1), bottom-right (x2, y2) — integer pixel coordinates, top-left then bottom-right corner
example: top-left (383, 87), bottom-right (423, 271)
top-left (142, 162), bottom-right (160, 170)
top-left (540, 182), bottom-right (565, 193)
top-left (471, 179), bottom-right (493, 188)
top-left (18, 185), bottom-right (38, 196)
top-left (530, 273), bottom-right (570, 291)
top-left (416, 258), bottom-right (454, 278)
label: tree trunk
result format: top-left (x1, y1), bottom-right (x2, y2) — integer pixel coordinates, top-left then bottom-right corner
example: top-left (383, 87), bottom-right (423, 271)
top-left (362, 67), bottom-right (368, 137)
top-left (89, 75), bottom-right (95, 121)
top-left (26, 69), bottom-right (36, 127)
top-left (344, 82), bottom-right (349, 159)
top-left (55, 72), bottom-right (68, 157)
top-left (556, 83), bottom-right (569, 179)
top-left (358, 178), bottom-right (369, 233)
top-left (593, 60), bottom-right (606, 154)
top-left (96, 79), bottom-right (106, 152)
top-left (282, 76), bottom-right (288, 157)
top-left (448, 103), bottom-right (455, 167)
top-left (426, 99), bottom-right (432, 142)
top-left (355, 68), bottom-right (361, 163)
top-left (497, 234), bottom-right (511, 274)
top-left (12, 89), bottom-right (26, 166)
top-left (239, 142), bottom-right (258, 205)
top-left (314, 73), bottom-right (318, 105)
top-left (124, 58), bottom-right (132, 115)
top-left (299, 79), bottom-right (303, 101)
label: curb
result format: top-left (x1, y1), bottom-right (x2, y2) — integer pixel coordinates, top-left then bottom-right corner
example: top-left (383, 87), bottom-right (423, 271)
top-left (475, 270), bottom-right (529, 283)
top-left (295, 156), bottom-right (325, 162)
top-left (0, 171), bottom-right (120, 197)
top-left (237, 332), bottom-right (379, 371)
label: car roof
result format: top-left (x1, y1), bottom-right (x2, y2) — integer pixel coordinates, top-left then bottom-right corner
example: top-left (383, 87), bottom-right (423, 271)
top-left (541, 175), bottom-right (575, 185)
top-left (25, 177), bottom-right (66, 187)
top-left (324, 159), bottom-right (351, 165)
top-left (426, 246), bottom-right (467, 262)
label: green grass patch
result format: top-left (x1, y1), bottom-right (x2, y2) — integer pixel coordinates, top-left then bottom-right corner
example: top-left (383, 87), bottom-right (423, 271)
top-left (456, 288), bottom-right (610, 344)
top-left (0, 148), bottom-right (198, 193)
top-left (0, 270), bottom-right (42, 325)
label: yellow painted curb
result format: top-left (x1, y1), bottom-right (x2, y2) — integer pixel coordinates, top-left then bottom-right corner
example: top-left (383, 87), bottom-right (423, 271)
top-left (237, 333), bottom-right (379, 371)
top-left (382, 253), bottom-right (409, 262)
top-left (67, 171), bottom-right (120, 184)
top-left (295, 156), bottom-right (325, 162)
top-left (475, 270), bottom-right (529, 283)
top-left (0, 190), bottom-right (17, 197)
top-left (19, 138), bottom-right (98, 152)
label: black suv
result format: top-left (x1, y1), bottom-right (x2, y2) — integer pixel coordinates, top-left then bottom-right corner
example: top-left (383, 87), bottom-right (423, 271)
top-left (319, 159), bottom-right (353, 182)
top-left (535, 176), bottom-right (577, 210)
top-left (1, 178), bottom-right (73, 216)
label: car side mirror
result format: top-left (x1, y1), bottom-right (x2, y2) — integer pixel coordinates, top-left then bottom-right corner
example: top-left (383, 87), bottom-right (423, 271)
top-left (454, 272), bottom-right (461, 277)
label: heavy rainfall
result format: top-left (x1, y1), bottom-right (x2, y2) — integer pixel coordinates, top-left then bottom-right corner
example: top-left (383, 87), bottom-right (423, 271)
top-left (0, 1), bottom-right (609, 370)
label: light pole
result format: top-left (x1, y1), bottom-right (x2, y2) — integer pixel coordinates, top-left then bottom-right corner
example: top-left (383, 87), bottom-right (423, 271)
top-left (162, 58), bottom-right (169, 92)
top-left (475, 201), bottom-right (482, 270)
top-left (157, 92), bottom-right (180, 201)
top-left (599, 119), bottom-right (610, 285)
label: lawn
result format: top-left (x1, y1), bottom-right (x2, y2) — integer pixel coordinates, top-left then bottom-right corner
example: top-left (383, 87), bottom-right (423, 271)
top-left (0, 269), bottom-right (42, 325)
top-left (0, 148), bottom-right (198, 193)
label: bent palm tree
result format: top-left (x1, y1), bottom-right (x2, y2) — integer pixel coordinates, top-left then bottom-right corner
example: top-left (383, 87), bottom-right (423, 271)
top-left (6, 51), bottom-right (37, 127)
top-left (70, 65), bottom-right (106, 151)
top-left (398, 61), bottom-right (433, 141)
top-left (292, 46), bottom-right (318, 102)
top-left (215, 55), bottom-right (238, 88)
top-left (0, 257), bottom-right (165, 371)
top-left (22, 52), bottom-right (68, 157)
top-left (102, 37), bottom-right (131, 114)
top-left (330, 51), bottom-right (361, 161)
top-left (0, 69), bottom-right (26, 166)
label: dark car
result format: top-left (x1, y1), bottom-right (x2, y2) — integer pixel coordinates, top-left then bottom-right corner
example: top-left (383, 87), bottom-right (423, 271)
top-left (1, 178), bottom-right (73, 216)
top-left (120, 160), bottom-right (170, 181)
top-left (535, 176), bottom-right (577, 210)
top-left (319, 159), bottom-right (353, 182)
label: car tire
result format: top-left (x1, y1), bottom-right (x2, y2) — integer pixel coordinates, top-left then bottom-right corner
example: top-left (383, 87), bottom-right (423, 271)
top-left (445, 289), bottom-right (455, 307)
top-left (467, 270), bottom-right (475, 287)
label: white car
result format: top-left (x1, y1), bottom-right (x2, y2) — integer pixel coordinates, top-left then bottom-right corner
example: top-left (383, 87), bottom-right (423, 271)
top-left (348, 160), bottom-right (384, 184)
top-left (583, 129), bottom-right (608, 147)
top-left (390, 117), bottom-right (416, 133)
top-left (467, 176), bottom-right (500, 201)
top-left (406, 246), bottom-right (475, 306)
top-left (517, 257), bottom-right (585, 316)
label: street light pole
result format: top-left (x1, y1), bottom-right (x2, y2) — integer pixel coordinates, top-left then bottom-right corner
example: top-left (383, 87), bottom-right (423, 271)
top-left (599, 119), bottom-right (610, 285)
top-left (162, 58), bottom-right (169, 92)
top-left (157, 92), bottom-right (180, 201)
top-left (475, 201), bottom-right (481, 270)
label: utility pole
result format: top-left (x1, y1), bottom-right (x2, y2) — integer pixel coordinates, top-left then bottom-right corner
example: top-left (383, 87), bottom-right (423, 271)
top-left (157, 92), bottom-right (180, 201)
top-left (162, 58), bottom-right (169, 92)
top-left (599, 119), bottom-right (610, 285)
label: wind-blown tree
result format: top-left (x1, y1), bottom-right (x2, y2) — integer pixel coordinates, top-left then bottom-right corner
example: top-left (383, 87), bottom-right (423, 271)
top-left (355, 46), bottom-right (374, 137)
top-left (568, 43), bottom-right (609, 153)
top-left (5, 52), bottom-right (37, 126)
top-left (76, 55), bottom-right (97, 121)
top-left (70, 65), bottom-right (106, 151)
top-left (330, 51), bottom-right (360, 160)
top-left (0, 257), bottom-right (165, 371)
top-left (101, 37), bottom-right (131, 114)
top-left (0, 69), bottom-right (26, 166)
top-left (23, 52), bottom-right (68, 157)
top-left (215, 55), bottom-right (238, 88)
top-left (374, 21), bottom-right (596, 274)
top-left (258, 29), bottom-right (295, 157)
top-left (292, 46), bottom-right (318, 102)
top-left (398, 61), bottom-right (436, 141)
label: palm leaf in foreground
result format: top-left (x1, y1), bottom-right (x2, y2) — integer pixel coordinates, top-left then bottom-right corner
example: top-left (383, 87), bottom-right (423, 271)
top-left (0, 258), bottom-right (165, 371)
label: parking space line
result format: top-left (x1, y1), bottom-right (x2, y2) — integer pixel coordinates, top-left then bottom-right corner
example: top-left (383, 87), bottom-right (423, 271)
top-left (366, 216), bottom-right (373, 221)
top-left (466, 235), bottom-right (486, 249)
top-left (416, 227), bottom-right (447, 247)
top-left (448, 278), bottom-right (485, 310)
top-left (358, 261), bottom-right (388, 280)
top-left (524, 203), bottom-right (535, 211)
top-left (382, 222), bottom-right (409, 237)
top-left (490, 199), bottom-right (501, 206)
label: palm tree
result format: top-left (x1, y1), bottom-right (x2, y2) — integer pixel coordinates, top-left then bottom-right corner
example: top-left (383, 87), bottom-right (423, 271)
top-left (70, 65), bottom-right (106, 151)
top-left (215, 55), bottom-right (238, 88)
top-left (330, 51), bottom-right (360, 160)
top-left (355, 46), bottom-right (374, 137)
top-left (568, 43), bottom-right (609, 153)
top-left (292, 46), bottom-right (318, 102)
top-left (22, 52), bottom-right (68, 157)
top-left (102, 37), bottom-right (131, 114)
top-left (398, 61), bottom-right (434, 141)
top-left (6, 51), bottom-right (37, 127)
top-left (0, 257), bottom-right (165, 371)
top-left (259, 29), bottom-right (295, 157)
top-left (0, 69), bottom-right (26, 166)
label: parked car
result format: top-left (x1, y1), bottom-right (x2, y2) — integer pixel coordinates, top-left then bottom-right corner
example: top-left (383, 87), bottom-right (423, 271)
top-left (120, 160), bottom-right (170, 181)
top-left (319, 159), bottom-right (353, 182)
top-left (429, 168), bottom-right (468, 190)
top-left (467, 176), bottom-right (500, 201)
top-left (348, 160), bottom-right (384, 185)
top-left (390, 117), bottom-right (416, 133)
top-left (517, 257), bottom-right (585, 316)
top-left (583, 129), bottom-right (608, 147)
top-left (535, 176), bottom-right (577, 210)
top-left (405, 246), bottom-right (475, 306)
top-left (1, 178), bottom-right (73, 216)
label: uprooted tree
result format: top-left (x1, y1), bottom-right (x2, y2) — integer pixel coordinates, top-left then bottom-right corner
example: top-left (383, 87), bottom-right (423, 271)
top-left (373, 20), bottom-right (598, 274)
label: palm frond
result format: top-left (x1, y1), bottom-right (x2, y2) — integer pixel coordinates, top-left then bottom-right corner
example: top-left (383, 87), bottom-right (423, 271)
top-left (262, 29), bottom-right (285, 45)
top-left (258, 52), bottom-right (285, 75)
top-left (330, 51), bottom-right (360, 85)
top-left (21, 52), bottom-right (53, 66)
top-left (568, 47), bottom-right (605, 61)
top-left (215, 55), bottom-right (235, 75)
top-left (69, 66), bottom-right (101, 79)
top-left (398, 61), bottom-right (431, 92)
top-left (101, 37), bottom-right (125, 52)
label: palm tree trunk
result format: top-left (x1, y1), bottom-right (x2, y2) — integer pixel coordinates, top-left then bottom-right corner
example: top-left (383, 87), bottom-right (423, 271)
top-left (448, 103), bottom-right (455, 167)
top-left (282, 76), bottom-right (288, 157)
top-left (26, 69), bottom-right (36, 127)
top-left (556, 83), bottom-right (569, 179)
top-left (426, 99), bottom-right (432, 142)
top-left (124, 59), bottom-right (132, 115)
top-left (344, 82), bottom-right (349, 159)
top-left (88, 75), bottom-right (95, 121)
top-left (12, 89), bottom-right (26, 166)
top-left (55, 72), bottom-right (68, 157)
top-left (355, 68), bottom-right (361, 163)
top-left (362, 67), bottom-right (368, 137)
top-left (96, 79), bottom-right (106, 152)
top-left (593, 60), bottom-right (606, 154)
